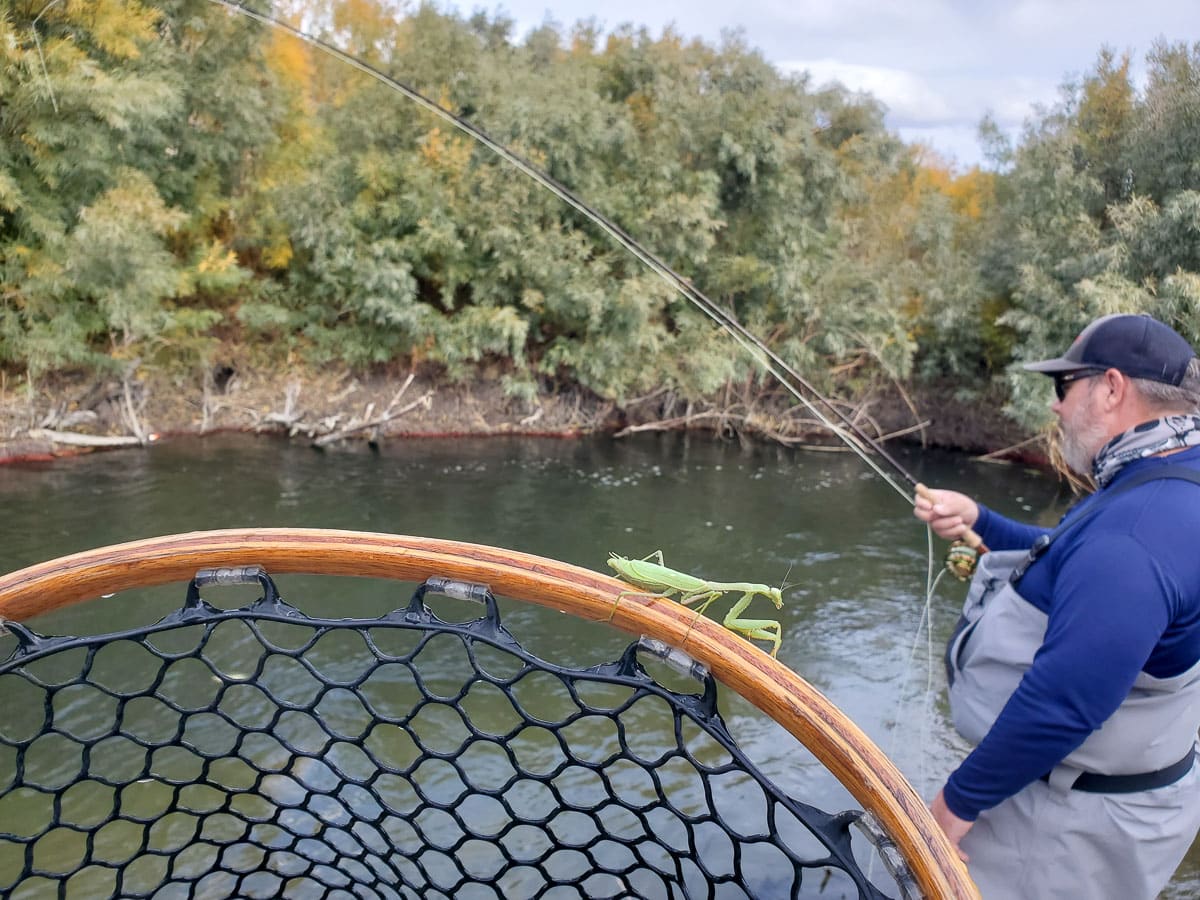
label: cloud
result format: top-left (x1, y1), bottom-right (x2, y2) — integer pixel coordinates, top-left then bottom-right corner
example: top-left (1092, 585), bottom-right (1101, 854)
top-left (785, 59), bottom-right (1059, 125)
top-left (781, 59), bottom-right (955, 125)
top-left (897, 123), bottom-right (995, 169)
top-left (757, 0), bottom-right (958, 37)
top-left (779, 58), bottom-right (1063, 167)
top-left (988, 77), bottom-right (1061, 126)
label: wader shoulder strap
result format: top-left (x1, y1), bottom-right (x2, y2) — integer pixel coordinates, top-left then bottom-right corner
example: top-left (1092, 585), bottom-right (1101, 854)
top-left (1011, 466), bottom-right (1200, 585)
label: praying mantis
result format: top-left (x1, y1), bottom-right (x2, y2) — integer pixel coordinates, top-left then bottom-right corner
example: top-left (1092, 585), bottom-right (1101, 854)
top-left (606, 551), bottom-right (786, 657)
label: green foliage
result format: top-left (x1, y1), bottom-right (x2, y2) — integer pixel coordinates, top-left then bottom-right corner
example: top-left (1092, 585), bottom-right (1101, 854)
top-left (66, 170), bottom-right (186, 345)
top-left (981, 41), bottom-right (1200, 428)
top-left (0, 0), bottom-right (273, 376)
top-left (2, 4), bottom-right (1199, 444)
top-left (1073, 48), bottom-right (1137, 210)
top-left (1125, 42), bottom-right (1200, 201)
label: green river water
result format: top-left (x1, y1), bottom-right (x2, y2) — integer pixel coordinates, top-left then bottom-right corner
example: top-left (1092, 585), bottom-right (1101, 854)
top-left (0, 433), bottom-right (1195, 897)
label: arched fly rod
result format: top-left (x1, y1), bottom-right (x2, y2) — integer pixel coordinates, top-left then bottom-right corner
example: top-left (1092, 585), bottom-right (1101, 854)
top-left (207, 1), bottom-right (983, 574)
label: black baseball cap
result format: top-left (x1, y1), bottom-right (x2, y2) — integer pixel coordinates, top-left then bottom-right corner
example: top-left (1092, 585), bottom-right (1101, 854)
top-left (1023, 314), bottom-right (1196, 386)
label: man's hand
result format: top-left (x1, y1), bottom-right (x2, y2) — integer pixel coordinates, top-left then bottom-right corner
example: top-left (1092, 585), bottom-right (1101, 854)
top-left (913, 487), bottom-right (980, 542)
top-left (930, 789), bottom-right (973, 862)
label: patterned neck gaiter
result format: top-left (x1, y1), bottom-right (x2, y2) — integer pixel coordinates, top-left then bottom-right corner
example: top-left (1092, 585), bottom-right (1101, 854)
top-left (1091, 415), bottom-right (1200, 488)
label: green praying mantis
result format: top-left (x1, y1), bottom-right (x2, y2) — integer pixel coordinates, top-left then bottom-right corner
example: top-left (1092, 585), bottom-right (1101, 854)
top-left (606, 551), bottom-right (786, 657)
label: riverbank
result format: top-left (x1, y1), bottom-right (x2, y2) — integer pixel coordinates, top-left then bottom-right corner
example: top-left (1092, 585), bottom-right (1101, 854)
top-left (0, 365), bottom-right (1040, 465)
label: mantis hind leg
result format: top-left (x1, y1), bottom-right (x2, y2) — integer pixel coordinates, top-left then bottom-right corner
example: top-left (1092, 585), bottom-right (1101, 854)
top-left (676, 590), bottom-right (723, 646)
top-left (608, 586), bottom-right (677, 622)
top-left (721, 591), bottom-right (783, 658)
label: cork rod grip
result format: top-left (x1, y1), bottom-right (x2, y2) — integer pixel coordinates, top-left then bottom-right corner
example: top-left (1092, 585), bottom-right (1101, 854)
top-left (915, 482), bottom-right (985, 551)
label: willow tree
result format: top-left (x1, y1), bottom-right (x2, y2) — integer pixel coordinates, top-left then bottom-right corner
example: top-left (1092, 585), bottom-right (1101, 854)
top-left (0, 0), bottom-right (282, 378)
top-left (975, 42), bottom-right (1200, 427)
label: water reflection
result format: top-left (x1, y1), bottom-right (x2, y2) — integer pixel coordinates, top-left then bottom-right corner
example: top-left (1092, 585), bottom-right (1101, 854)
top-left (0, 595), bottom-right (897, 897)
top-left (0, 433), bottom-right (1195, 895)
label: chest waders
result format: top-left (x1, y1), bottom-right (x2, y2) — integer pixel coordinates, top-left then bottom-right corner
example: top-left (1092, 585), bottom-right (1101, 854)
top-left (944, 466), bottom-right (1200, 900)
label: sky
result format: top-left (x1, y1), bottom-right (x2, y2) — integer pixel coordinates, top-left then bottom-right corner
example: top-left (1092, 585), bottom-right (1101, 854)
top-left (438, 0), bottom-right (1198, 170)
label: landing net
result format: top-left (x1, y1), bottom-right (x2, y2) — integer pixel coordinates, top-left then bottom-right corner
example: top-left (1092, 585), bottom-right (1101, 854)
top-left (0, 567), bottom-right (910, 899)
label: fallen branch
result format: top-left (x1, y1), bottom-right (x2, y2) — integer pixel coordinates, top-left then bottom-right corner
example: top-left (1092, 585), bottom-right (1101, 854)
top-left (974, 434), bottom-right (1044, 464)
top-left (121, 359), bottom-right (150, 446)
top-left (312, 387), bottom-right (431, 448)
top-left (770, 419), bottom-right (933, 450)
top-left (874, 419), bottom-right (933, 442)
top-left (615, 404), bottom-right (931, 451)
top-left (328, 377), bottom-right (361, 405)
top-left (618, 386), bottom-right (669, 408)
top-left (28, 429), bottom-right (149, 448)
top-left (387, 373), bottom-right (416, 408)
top-left (519, 407), bottom-right (545, 427)
top-left (613, 409), bottom-right (729, 437)
top-left (850, 331), bottom-right (929, 448)
top-left (263, 381), bottom-right (303, 429)
top-left (201, 373), bottom-right (213, 432)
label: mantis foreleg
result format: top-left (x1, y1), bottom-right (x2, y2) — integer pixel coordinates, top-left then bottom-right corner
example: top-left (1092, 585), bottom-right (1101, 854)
top-left (721, 591), bottom-right (782, 658)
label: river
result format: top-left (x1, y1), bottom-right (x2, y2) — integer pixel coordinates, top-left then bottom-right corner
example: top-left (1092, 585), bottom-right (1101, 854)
top-left (0, 433), bottom-right (1195, 897)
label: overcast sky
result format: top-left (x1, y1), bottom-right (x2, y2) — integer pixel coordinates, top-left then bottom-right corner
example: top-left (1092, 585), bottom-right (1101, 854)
top-left (439, 0), bottom-right (1197, 169)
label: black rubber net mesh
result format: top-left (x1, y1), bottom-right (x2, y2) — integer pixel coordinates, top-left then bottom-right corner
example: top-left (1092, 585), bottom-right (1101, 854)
top-left (0, 571), bottom-right (911, 899)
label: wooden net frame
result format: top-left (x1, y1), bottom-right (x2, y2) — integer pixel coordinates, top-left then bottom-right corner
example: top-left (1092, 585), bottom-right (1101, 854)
top-left (0, 529), bottom-right (978, 899)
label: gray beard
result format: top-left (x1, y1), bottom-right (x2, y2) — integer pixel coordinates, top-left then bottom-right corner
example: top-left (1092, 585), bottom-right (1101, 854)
top-left (1060, 415), bottom-right (1109, 477)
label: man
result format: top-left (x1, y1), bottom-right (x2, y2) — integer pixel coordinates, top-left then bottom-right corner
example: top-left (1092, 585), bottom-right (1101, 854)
top-left (914, 314), bottom-right (1200, 899)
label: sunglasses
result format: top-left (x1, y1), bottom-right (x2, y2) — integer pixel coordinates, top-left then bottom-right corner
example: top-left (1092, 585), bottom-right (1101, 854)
top-left (1053, 369), bottom-right (1106, 402)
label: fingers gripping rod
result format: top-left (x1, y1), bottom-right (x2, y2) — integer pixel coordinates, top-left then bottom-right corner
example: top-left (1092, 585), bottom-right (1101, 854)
top-left (914, 483), bottom-right (987, 580)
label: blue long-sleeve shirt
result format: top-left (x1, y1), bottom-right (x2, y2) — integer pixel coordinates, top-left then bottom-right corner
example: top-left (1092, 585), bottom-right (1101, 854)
top-left (943, 445), bottom-right (1200, 821)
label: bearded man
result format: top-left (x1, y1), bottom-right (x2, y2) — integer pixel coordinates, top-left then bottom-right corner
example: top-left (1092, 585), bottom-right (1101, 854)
top-left (914, 314), bottom-right (1200, 899)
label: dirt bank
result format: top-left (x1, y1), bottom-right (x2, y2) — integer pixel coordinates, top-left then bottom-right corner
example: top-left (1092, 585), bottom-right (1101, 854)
top-left (0, 365), bottom-right (1041, 465)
